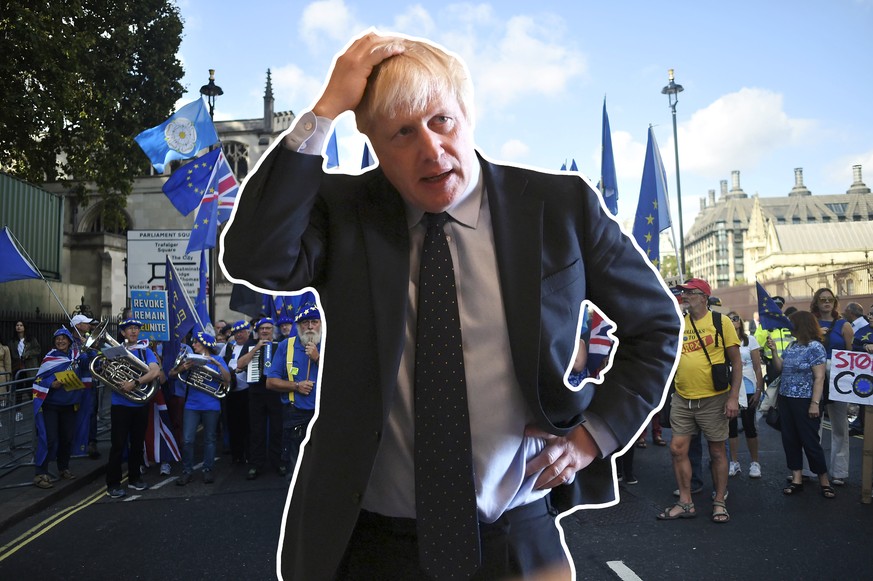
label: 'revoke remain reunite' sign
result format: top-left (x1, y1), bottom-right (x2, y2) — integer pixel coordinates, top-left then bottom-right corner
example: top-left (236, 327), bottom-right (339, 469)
top-left (130, 290), bottom-right (169, 342)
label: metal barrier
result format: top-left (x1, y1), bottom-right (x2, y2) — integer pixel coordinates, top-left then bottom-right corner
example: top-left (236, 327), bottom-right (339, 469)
top-left (0, 369), bottom-right (110, 486)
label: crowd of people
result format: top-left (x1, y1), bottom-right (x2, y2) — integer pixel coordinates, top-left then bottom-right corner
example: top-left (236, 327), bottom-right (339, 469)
top-left (651, 279), bottom-right (872, 524)
top-left (11, 300), bottom-right (323, 496)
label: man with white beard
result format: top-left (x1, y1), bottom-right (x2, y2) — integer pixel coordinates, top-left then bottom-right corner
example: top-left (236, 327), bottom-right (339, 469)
top-left (266, 303), bottom-right (322, 479)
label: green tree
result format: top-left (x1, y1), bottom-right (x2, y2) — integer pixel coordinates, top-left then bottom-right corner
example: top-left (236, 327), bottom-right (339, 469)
top-left (0, 1), bottom-right (184, 230)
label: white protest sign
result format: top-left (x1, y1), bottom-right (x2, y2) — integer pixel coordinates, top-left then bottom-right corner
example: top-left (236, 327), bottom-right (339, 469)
top-left (829, 349), bottom-right (873, 405)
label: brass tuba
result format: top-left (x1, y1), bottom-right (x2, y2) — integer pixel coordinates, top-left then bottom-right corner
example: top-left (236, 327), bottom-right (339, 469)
top-left (173, 351), bottom-right (229, 399)
top-left (88, 320), bottom-right (158, 404)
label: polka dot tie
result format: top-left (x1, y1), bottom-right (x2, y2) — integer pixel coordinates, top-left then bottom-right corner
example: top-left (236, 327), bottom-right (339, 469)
top-left (414, 212), bottom-right (481, 580)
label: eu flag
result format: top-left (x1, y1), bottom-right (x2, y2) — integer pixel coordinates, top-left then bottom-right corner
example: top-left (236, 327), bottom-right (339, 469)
top-left (0, 227), bottom-right (41, 283)
top-left (183, 148), bottom-right (240, 254)
top-left (756, 282), bottom-right (793, 331)
top-left (162, 147), bottom-right (223, 216)
top-left (135, 98), bottom-right (220, 173)
top-left (632, 127), bottom-right (672, 268)
top-left (601, 98), bottom-right (619, 216)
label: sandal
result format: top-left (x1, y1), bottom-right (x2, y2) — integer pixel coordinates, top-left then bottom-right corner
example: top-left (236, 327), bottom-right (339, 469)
top-left (33, 474), bottom-right (53, 489)
top-left (711, 500), bottom-right (730, 523)
top-left (656, 502), bottom-right (696, 520)
top-left (636, 439), bottom-right (647, 449)
top-left (654, 437), bottom-right (667, 446)
top-left (821, 485), bottom-right (836, 499)
top-left (783, 482), bottom-right (804, 495)
top-left (831, 478), bottom-right (846, 486)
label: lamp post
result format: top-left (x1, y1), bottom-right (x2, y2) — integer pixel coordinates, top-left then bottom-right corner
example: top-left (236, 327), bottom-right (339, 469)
top-left (661, 68), bottom-right (685, 278)
top-left (199, 70), bottom-right (223, 325)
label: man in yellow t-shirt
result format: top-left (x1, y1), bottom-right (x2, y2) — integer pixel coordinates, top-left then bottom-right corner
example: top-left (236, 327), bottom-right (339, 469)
top-left (659, 278), bottom-right (742, 524)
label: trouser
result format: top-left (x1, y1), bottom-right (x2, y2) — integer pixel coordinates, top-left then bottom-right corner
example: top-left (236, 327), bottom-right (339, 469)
top-left (88, 384), bottom-right (100, 443)
top-left (106, 404), bottom-right (148, 488)
top-left (780, 396), bottom-right (828, 475)
top-left (338, 498), bottom-right (570, 580)
top-left (182, 408), bottom-right (220, 473)
top-left (247, 390), bottom-right (283, 471)
top-left (36, 403), bottom-right (77, 475)
top-left (825, 400), bottom-right (849, 478)
top-left (282, 405), bottom-right (315, 471)
top-left (225, 388), bottom-right (250, 463)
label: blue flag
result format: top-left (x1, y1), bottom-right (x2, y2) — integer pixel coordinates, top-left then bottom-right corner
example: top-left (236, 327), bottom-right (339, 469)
top-left (161, 147), bottom-right (222, 216)
top-left (756, 282), bottom-right (794, 331)
top-left (569, 159), bottom-right (578, 172)
top-left (194, 250), bottom-right (212, 332)
top-left (560, 161), bottom-right (567, 171)
top-left (135, 98), bottom-right (220, 173)
top-left (601, 99), bottom-right (619, 215)
top-left (184, 148), bottom-right (235, 254)
top-left (326, 129), bottom-right (340, 168)
top-left (0, 227), bottom-right (41, 283)
top-left (362, 143), bottom-right (375, 169)
top-left (853, 323), bottom-right (873, 351)
top-left (162, 257), bottom-right (202, 379)
top-left (632, 127), bottom-right (672, 267)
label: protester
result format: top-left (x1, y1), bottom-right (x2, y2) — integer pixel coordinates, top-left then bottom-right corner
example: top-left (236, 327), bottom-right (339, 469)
top-left (726, 311), bottom-right (764, 479)
top-left (266, 303), bottom-right (322, 479)
top-left (7, 320), bottom-right (41, 379)
top-left (171, 331), bottom-right (231, 485)
top-left (659, 278), bottom-right (740, 524)
top-left (104, 319), bottom-right (162, 499)
top-left (223, 32), bottom-right (680, 579)
top-left (31, 328), bottom-right (88, 489)
top-left (769, 310), bottom-right (834, 499)
top-left (810, 287), bottom-right (853, 486)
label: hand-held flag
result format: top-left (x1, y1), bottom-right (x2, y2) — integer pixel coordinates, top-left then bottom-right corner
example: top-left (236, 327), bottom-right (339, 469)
top-left (601, 99), bottom-right (619, 215)
top-left (135, 98), bottom-right (219, 173)
top-left (632, 127), bottom-right (671, 268)
top-left (0, 227), bottom-right (41, 283)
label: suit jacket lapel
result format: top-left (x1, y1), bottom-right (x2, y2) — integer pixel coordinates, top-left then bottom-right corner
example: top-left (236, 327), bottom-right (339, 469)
top-left (480, 156), bottom-right (544, 410)
top-left (359, 173), bottom-right (410, 419)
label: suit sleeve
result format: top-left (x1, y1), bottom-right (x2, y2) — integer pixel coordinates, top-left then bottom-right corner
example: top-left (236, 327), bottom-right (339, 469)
top-left (578, 187), bottom-right (682, 453)
top-left (222, 145), bottom-right (328, 292)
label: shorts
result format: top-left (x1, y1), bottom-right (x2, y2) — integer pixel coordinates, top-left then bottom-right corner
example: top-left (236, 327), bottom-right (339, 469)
top-left (669, 390), bottom-right (730, 442)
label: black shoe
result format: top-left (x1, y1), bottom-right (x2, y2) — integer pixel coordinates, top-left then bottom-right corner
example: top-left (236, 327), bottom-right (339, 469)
top-left (88, 442), bottom-right (101, 459)
top-left (203, 470), bottom-right (214, 484)
top-left (246, 467), bottom-right (258, 480)
top-left (277, 466), bottom-right (288, 477)
top-left (176, 473), bottom-right (192, 486)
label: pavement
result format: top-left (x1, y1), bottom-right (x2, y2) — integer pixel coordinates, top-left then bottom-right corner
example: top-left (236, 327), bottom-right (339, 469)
top-left (0, 436), bottom-right (111, 534)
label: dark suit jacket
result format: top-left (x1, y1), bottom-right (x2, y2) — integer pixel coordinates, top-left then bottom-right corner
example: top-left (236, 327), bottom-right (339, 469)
top-left (222, 146), bottom-right (681, 580)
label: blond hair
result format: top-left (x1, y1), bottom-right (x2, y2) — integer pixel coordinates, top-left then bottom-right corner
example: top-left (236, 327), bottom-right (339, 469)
top-left (354, 38), bottom-right (474, 135)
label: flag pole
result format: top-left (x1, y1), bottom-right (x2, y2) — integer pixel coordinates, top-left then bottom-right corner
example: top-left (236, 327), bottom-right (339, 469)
top-left (6, 227), bottom-right (74, 322)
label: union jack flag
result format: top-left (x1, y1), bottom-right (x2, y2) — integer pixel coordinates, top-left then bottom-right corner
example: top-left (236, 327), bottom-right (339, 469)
top-left (586, 310), bottom-right (616, 381)
top-left (144, 388), bottom-right (181, 466)
top-left (32, 346), bottom-right (81, 466)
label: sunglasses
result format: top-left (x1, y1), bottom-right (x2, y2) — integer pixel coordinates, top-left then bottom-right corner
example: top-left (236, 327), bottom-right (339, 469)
top-left (729, 315), bottom-right (741, 322)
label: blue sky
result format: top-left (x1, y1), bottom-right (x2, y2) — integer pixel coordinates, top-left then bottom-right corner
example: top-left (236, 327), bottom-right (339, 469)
top-left (175, 0), bottom-right (873, 231)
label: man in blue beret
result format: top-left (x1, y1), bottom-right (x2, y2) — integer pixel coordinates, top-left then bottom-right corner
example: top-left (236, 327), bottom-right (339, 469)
top-left (267, 303), bottom-right (322, 479)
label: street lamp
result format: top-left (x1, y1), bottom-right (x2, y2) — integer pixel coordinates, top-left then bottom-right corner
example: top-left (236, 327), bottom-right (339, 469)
top-left (661, 69), bottom-right (685, 278)
top-left (199, 69), bottom-right (224, 119)
top-left (199, 70), bottom-right (223, 325)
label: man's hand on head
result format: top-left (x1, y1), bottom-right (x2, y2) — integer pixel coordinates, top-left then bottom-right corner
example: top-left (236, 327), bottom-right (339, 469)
top-left (524, 424), bottom-right (599, 490)
top-left (312, 32), bottom-right (405, 120)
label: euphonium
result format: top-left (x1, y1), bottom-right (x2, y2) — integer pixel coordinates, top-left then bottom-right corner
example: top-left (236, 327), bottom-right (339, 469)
top-left (173, 351), bottom-right (229, 399)
top-left (88, 320), bottom-right (158, 404)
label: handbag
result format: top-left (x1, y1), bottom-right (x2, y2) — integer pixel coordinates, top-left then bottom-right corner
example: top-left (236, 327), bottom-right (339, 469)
top-left (689, 313), bottom-right (730, 391)
top-left (764, 392), bottom-right (781, 430)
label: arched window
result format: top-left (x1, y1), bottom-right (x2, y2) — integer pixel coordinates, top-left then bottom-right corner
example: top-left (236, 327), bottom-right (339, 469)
top-left (78, 203), bottom-right (130, 235)
top-left (224, 141), bottom-right (249, 179)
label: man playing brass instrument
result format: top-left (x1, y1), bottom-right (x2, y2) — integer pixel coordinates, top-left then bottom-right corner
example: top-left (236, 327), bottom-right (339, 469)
top-left (105, 319), bottom-right (161, 499)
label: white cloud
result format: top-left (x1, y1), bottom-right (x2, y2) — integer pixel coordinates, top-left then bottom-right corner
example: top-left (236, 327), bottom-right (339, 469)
top-left (471, 15), bottom-right (586, 111)
top-left (392, 4), bottom-right (436, 37)
top-left (271, 63), bottom-right (327, 111)
top-left (673, 88), bottom-right (814, 177)
top-left (826, 149), bottom-right (873, 187)
top-left (499, 139), bottom-right (530, 161)
top-left (300, 0), bottom-right (363, 52)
